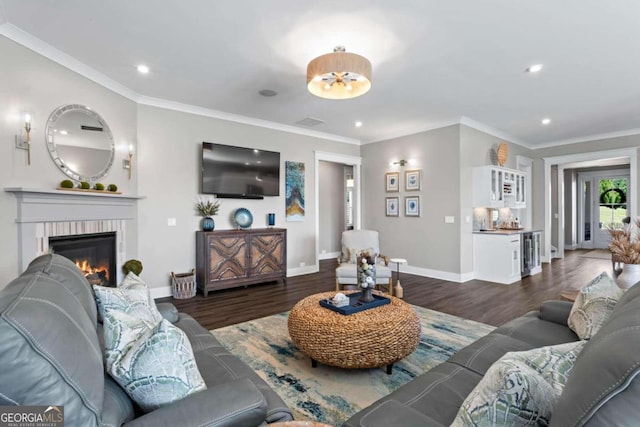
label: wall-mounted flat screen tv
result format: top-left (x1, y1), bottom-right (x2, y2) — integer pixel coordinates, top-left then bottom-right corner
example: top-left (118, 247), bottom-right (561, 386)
top-left (201, 142), bottom-right (280, 198)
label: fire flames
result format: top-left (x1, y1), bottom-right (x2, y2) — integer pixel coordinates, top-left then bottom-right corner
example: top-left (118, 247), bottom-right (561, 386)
top-left (75, 259), bottom-right (110, 285)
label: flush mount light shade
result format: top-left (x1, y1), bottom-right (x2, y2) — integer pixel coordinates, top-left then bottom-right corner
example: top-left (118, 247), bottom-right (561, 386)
top-left (307, 46), bottom-right (372, 100)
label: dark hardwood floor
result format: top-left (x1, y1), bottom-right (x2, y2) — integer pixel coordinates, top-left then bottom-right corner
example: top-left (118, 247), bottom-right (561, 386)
top-left (160, 250), bottom-right (614, 330)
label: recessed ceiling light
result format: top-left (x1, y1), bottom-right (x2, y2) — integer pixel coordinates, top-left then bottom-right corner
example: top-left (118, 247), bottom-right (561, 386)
top-left (137, 64), bottom-right (150, 74)
top-left (526, 64), bottom-right (543, 73)
top-left (355, 121), bottom-right (363, 127)
top-left (541, 118), bottom-right (551, 125)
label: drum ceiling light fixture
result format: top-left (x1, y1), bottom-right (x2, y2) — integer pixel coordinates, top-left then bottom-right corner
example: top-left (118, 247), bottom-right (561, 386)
top-left (307, 46), bottom-right (372, 100)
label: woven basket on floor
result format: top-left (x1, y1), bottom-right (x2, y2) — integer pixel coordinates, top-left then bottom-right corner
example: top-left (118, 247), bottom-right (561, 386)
top-left (171, 269), bottom-right (196, 299)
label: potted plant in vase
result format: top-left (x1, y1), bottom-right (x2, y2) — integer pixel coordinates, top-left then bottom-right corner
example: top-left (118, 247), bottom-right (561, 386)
top-left (608, 217), bottom-right (640, 288)
top-left (195, 198), bottom-right (220, 231)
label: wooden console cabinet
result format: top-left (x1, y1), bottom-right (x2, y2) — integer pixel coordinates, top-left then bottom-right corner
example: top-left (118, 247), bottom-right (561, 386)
top-left (196, 228), bottom-right (287, 297)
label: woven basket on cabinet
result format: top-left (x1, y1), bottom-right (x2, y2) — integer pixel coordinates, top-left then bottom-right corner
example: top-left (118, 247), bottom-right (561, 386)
top-left (171, 269), bottom-right (196, 299)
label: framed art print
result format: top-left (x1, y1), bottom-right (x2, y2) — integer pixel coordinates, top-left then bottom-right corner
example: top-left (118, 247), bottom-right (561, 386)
top-left (405, 196), bottom-right (420, 217)
top-left (405, 169), bottom-right (421, 191)
top-left (385, 172), bottom-right (400, 192)
top-left (285, 161), bottom-right (305, 221)
top-left (386, 197), bottom-right (399, 217)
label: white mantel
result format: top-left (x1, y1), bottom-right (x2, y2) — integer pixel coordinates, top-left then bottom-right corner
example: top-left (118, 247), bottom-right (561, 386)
top-left (5, 187), bottom-right (144, 276)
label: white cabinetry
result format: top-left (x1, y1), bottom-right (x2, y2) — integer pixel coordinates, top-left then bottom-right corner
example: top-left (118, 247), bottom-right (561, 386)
top-left (473, 233), bottom-right (522, 284)
top-left (472, 166), bottom-right (526, 208)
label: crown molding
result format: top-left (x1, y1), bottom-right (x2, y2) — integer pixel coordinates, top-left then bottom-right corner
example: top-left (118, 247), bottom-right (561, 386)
top-left (137, 96), bottom-right (361, 145)
top-left (0, 23), bottom-right (361, 146)
top-left (0, 23), bottom-right (139, 102)
top-left (6, 22), bottom-right (634, 151)
top-left (364, 116), bottom-right (532, 149)
top-left (534, 128), bottom-right (640, 149)
top-left (363, 118), bottom-right (463, 144)
top-left (459, 116), bottom-right (531, 149)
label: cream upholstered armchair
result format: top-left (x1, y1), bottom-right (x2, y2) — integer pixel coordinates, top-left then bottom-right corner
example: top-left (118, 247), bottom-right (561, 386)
top-left (335, 229), bottom-right (394, 295)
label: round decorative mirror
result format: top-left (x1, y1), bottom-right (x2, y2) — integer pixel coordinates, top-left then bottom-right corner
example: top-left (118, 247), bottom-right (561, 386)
top-left (45, 104), bottom-right (115, 182)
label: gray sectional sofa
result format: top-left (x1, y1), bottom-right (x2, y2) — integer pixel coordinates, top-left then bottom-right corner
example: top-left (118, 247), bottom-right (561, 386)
top-left (344, 285), bottom-right (640, 426)
top-left (0, 254), bottom-right (293, 427)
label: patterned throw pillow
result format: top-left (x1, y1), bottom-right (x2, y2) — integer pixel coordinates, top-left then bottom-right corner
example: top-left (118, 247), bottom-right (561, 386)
top-left (103, 310), bottom-right (206, 412)
top-left (93, 273), bottom-right (163, 324)
top-left (568, 272), bottom-right (624, 340)
top-left (346, 247), bottom-right (376, 263)
top-left (451, 340), bottom-right (586, 427)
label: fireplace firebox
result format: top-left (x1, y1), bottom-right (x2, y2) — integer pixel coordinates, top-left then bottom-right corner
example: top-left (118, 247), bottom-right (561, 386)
top-left (49, 232), bottom-right (117, 287)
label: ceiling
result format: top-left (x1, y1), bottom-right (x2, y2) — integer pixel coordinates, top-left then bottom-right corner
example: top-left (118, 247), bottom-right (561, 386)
top-left (1, 0), bottom-right (639, 148)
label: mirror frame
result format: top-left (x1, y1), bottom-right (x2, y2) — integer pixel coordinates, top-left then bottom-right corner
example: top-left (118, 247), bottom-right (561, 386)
top-left (45, 104), bottom-right (115, 182)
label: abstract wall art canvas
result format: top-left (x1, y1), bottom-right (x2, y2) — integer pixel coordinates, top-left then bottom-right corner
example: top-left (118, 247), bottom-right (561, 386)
top-left (285, 161), bottom-right (305, 221)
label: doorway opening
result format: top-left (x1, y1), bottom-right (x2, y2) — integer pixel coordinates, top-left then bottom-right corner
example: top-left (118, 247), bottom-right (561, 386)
top-left (544, 147), bottom-right (637, 261)
top-left (578, 172), bottom-right (629, 249)
top-left (314, 151), bottom-right (362, 269)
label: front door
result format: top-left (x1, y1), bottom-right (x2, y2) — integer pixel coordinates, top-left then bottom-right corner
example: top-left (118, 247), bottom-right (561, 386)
top-left (594, 176), bottom-right (629, 249)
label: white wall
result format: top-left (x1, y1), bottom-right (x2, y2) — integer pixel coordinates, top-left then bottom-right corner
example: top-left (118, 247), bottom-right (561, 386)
top-left (136, 105), bottom-right (359, 294)
top-left (4, 31), bottom-right (640, 289)
top-left (361, 125), bottom-right (462, 278)
top-left (0, 35), bottom-right (137, 285)
top-left (360, 124), bottom-right (536, 281)
top-left (0, 35), bottom-right (360, 292)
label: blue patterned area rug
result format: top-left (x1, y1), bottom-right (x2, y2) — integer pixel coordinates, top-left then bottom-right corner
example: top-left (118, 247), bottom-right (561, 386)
top-left (211, 306), bottom-right (494, 426)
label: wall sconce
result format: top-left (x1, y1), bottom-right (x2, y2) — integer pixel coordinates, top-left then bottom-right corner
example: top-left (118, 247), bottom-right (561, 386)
top-left (389, 159), bottom-right (417, 167)
top-left (122, 144), bottom-right (134, 179)
top-left (15, 113), bottom-right (32, 165)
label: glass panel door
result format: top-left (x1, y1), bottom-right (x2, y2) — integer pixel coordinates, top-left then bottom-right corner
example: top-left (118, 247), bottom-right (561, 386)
top-left (594, 177), bottom-right (628, 248)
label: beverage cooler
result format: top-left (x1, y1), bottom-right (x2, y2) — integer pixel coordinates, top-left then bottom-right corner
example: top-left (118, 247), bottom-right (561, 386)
top-left (521, 231), bottom-right (542, 277)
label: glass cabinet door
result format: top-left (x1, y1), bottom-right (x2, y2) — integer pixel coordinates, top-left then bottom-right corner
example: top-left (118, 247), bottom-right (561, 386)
top-left (491, 169), bottom-right (496, 201)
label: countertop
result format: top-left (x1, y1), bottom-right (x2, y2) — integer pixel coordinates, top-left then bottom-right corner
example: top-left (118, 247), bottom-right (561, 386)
top-left (472, 229), bottom-right (543, 235)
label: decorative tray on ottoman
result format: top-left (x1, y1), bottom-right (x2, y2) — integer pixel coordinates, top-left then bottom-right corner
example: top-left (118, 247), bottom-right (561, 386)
top-left (319, 292), bottom-right (390, 315)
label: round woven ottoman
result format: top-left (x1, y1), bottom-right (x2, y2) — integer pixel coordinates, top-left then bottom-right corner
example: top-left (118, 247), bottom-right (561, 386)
top-left (287, 292), bottom-right (421, 374)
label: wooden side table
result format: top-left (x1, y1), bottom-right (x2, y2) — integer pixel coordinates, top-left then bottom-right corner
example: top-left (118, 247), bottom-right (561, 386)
top-left (389, 258), bottom-right (407, 299)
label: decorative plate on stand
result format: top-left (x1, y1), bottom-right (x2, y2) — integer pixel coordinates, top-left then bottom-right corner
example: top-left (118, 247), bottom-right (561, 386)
top-left (233, 208), bottom-right (253, 229)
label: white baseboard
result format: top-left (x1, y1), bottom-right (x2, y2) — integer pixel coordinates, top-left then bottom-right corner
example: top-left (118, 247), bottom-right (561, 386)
top-left (287, 264), bottom-right (319, 277)
top-left (564, 244), bottom-right (578, 250)
top-left (319, 251), bottom-right (341, 260)
top-left (151, 265), bottom-right (319, 300)
top-left (150, 263), bottom-right (469, 299)
top-left (403, 265), bottom-right (469, 283)
top-left (459, 272), bottom-right (476, 282)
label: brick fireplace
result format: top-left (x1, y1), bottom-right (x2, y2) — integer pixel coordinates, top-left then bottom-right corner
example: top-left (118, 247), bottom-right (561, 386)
top-left (5, 188), bottom-right (142, 283)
